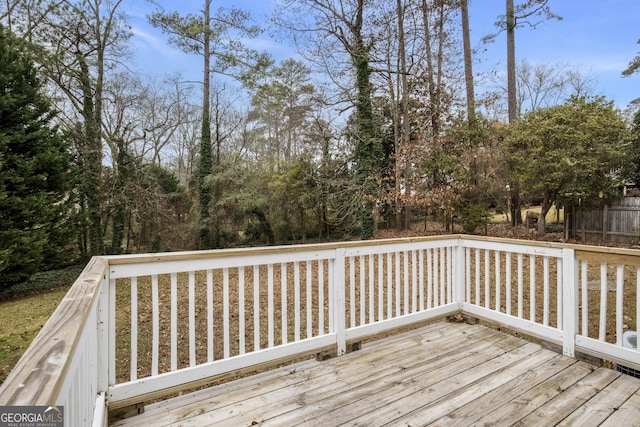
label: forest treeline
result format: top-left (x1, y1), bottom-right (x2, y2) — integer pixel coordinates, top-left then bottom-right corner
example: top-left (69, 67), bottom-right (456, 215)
top-left (1, 0), bottom-right (639, 290)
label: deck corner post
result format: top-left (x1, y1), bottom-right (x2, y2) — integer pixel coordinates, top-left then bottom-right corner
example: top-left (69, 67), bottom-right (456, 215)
top-left (97, 263), bottom-right (110, 394)
top-left (562, 248), bottom-right (577, 358)
top-left (333, 248), bottom-right (347, 356)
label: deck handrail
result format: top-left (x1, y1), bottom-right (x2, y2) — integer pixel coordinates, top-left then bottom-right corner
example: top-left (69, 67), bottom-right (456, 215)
top-left (1, 235), bottom-right (639, 426)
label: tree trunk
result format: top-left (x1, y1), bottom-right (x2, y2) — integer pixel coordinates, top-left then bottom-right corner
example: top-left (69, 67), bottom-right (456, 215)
top-left (396, 0), bottom-right (411, 231)
top-left (461, 0), bottom-right (475, 125)
top-left (506, 0), bottom-right (517, 124)
top-left (198, 0), bottom-right (213, 249)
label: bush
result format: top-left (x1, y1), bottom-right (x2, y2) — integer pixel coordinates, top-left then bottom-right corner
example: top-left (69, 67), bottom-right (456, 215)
top-left (457, 204), bottom-right (491, 234)
top-left (0, 265), bottom-right (83, 300)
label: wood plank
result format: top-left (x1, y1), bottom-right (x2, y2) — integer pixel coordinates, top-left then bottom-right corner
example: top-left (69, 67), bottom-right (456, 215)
top-left (472, 361), bottom-right (597, 426)
top-left (0, 256), bottom-right (108, 406)
top-left (149, 326), bottom-right (506, 426)
top-left (427, 353), bottom-right (577, 426)
top-left (558, 374), bottom-right (640, 426)
top-left (515, 367), bottom-right (620, 426)
top-left (599, 391), bottom-right (640, 427)
top-left (292, 343), bottom-right (540, 426)
top-left (113, 323), bottom-right (480, 426)
top-left (366, 346), bottom-right (555, 427)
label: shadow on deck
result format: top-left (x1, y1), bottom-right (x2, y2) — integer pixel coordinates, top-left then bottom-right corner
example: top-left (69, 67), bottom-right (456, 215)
top-left (111, 322), bottom-right (640, 427)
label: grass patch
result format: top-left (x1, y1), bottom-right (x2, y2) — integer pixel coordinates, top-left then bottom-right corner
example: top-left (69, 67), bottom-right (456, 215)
top-left (491, 205), bottom-right (564, 224)
top-left (0, 287), bottom-right (69, 384)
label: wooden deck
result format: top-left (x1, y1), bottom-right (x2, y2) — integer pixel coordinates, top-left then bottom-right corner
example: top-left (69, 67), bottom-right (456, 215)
top-left (111, 322), bottom-right (640, 427)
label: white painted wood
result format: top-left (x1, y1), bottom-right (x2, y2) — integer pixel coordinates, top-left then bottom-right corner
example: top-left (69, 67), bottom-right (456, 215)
top-left (319, 260), bottom-right (325, 335)
top-left (562, 248), bottom-right (577, 358)
top-left (411, 250), bottom-right (417, 313)
top-left (268, 263), bottom-right (275, 347)
top-left (517, 253), bottom-right (523, 319)
top-left (557, 258), bottom-right (563, 328)
top-left (581, 261), bottom-right (588, 336)
top-left (281, 263), bottom-right (288, 344)
top-left (530, 255), bottom-right (536, 322)
top-left (359, 256), bottom-right (365, 326)
top-left (333, 249), bottom-right (346, 356)
top-left (238, 268), bottom-right (245, 355)
top-left (475, 249), bottom-right (480, 306)
top-left (599, 262), bottom-right (608, 341)
top-left (307, 260), bottom-right (313, 338)
top-left (224, 268), bottom-right (231, 357)
top-left (404, 251), bottom-right (409, 314)
top-left (484, 249), bottom-right (490, 309)
top-left (543, 256), bottom-right (550, 326)
top-left (379, 254), bottom-right (385, 320)
top-left (344, 304), bottom-right (459, 342)
top-left (495, 251), bottom-right (501, 312)
top-left (395, 251), bottom-right (401, 315)
top-left (151, 274), bottom-right (159, 376)
top-left (369, 254), bottom-right (375, 321)
top-left (349, 257), bottom-right (355, 328)
top-left (616, 265), bottom-right (624, 346)
top-left (130, 276), bottom-right (137, 381)
top-left (188, 271), bottom-right (195, 367)
top-left (576, 335), bottom-right (640, 365)
top-left (251, 265), bottom-right (258, 352)
top-left (109, 277), bottom-right (117, 386)
top-left (506, 253), bottom-right (512, 316)
top-left (170, 272), bottom-right (177, 371)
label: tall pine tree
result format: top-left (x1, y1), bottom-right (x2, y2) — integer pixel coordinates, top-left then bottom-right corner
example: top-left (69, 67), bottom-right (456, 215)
top-left (0, 25), bottom-right (77, 287)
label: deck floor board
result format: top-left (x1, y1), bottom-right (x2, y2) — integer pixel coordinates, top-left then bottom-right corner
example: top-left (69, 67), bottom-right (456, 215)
top-left (111, 322), bottom-right (640, 427)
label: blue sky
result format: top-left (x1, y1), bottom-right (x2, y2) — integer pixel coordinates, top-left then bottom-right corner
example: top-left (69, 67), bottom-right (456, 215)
top-left (125, 0), bottom-right (640, 109)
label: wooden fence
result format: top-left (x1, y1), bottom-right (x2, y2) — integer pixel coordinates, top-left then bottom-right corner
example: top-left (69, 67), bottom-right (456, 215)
top-left (570, 197), bottom-right (640, 244)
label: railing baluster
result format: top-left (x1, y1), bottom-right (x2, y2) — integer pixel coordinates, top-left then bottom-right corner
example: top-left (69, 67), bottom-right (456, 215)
top-left (349, 257), bottom-right (355, 328)
top-left (281, 263), bottom-right (288, 344)
top-left (268, 264), bottom-right (274, 347)
top-left (419, 250), bottom-right (425, 311)
top-left (484, 250), bottom-right (490, 309)
top-left (475, 249), bottom-right (480, 306)
top-left (207, 269), bottom-right (214, 361)
top-left (253, 266), bottom-right (259, 351)
top-left (557, 259), bottom-right (563, 328)
top-left (440, 248), bottom-right (446, 306)
top-left (495, 251), bottom-right (501, 312)
top-left (307, 260), bottom-right (313, 338)
top-left (616, 265), bottom-right (624, 346)
top-left (395, 251), bottom-right (401, 315)
top-left (433, 249), bottom-right (439, 308)
top-left (427, 248), bottom-right (433, 309)
top-left (543, 257), bottom-right (550, 326)
top-left (189, 271), bottom-right (196, 366)
top-left (581, 261), bottom-right (588, 336)
top-left (224, 268), bottom-right (230, 357)
top-left (130, 276), bottom-right (138, 381)
top-left (387, 253), bottom-right (393, 315)
top-left (151, 274), bottom-right (159, 376)
top-left (295, 261), bottom-right (301, 341)
top-left (369, 254), bottom-right (375, 322)
top-left (517, 254), bottom-right (523, 319)
top-left (530, 255), bottom-right (536, 322)
top-left (599, 263), bottom-right (608, 341)
top-left (404, 251), bottom-right (410, 314)
top-left (359, 256), bottom-right (365, 325)
top-left (170, 272), bottom-right (177, 371)
top-left (506, 254), bottom-right (512, 316)
top-left (319, 260), bottom-right (325, 335)
top-left (238, 268), bottom-right (245, 355)
top-left (378, 254), bottom-right (384, 320)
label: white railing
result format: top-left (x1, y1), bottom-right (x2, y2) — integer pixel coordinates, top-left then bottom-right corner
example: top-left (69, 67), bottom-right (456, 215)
top-left (1, 235), bottom-right (639, 426)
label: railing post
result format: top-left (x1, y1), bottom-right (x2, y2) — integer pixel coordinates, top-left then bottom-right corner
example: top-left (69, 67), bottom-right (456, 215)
top-left (333, 248), bottom-right (347, 356)
top-left (97, 269), bottom-right (110, 394)
top-left (562, 248), bottom-right (577, 358)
